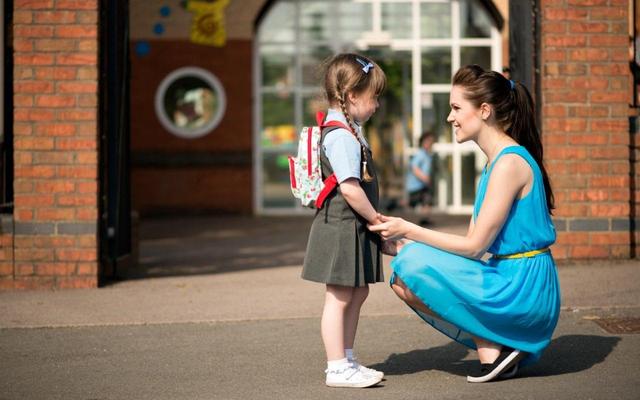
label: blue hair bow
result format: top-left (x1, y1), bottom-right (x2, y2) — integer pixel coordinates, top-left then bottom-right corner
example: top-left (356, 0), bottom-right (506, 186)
top-left (355, 58), bottom-right (374, 74)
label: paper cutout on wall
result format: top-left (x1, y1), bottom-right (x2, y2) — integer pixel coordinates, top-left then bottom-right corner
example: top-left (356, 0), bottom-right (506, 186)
top-left (186, 0), bottom-right (230, 47)
top-left (135, 41), bottom-right (151, 56)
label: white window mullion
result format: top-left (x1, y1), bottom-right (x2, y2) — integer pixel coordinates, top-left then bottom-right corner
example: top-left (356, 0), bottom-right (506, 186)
top-left (451, 0), bottom-right (461, 75)
top-left (451, 0), bottom-right (462, 211)
top-left (411, 0), bottom-right (421, 146)
top-left (420, 84), bottom-right (452, 93)
top-left (491, 25), bottom-right (502, 72)
top-left (293, 1), bottom-right (303, 212)
top-left (372, 0), bottom-right (382, 33)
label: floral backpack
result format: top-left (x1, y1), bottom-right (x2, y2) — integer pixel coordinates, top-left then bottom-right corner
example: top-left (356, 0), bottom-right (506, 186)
top-left (288, 111), bottom-right (351, 209)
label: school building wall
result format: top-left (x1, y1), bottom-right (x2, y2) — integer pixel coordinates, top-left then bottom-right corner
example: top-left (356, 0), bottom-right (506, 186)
top-left (0, 0), bottom-right (637, 291)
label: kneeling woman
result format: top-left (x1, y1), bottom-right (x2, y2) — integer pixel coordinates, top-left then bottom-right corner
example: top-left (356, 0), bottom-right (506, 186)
top-left (370, 65), bottom-right (560, 383)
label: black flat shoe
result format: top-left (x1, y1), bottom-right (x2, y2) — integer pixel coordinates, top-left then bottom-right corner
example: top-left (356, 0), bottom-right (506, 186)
top-left (499, 362), bottom-right (519, 380)
top-left (467, 348), bottom-right (525, 383)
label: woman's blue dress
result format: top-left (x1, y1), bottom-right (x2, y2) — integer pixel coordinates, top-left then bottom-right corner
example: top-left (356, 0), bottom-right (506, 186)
top-left (391, 146), bottom-right (561, 365)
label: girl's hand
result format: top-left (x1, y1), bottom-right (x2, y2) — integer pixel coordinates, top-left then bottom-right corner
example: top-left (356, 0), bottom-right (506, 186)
top-left (368, 214), bottom-right (409, 240)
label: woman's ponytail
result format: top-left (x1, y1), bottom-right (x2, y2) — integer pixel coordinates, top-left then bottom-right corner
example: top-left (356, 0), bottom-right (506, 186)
top-left (510, 82), bottom-right (555, 212)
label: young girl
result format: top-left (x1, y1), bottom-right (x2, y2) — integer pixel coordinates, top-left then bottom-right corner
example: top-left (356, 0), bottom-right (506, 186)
top-left (301, 53), bottom-right (387, 388)
top-left (370, 65), bottom-right (561, 383)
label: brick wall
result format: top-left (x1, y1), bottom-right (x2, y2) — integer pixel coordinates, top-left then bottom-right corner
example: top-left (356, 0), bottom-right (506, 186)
top-left (541, 0), bottom-right (634, 259)
top-left (0, 0), bottom-right (99, 289)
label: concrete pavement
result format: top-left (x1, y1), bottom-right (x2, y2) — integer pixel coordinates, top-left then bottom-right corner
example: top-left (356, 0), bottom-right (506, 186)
top-left (1, 215), bottom-right (639, 399)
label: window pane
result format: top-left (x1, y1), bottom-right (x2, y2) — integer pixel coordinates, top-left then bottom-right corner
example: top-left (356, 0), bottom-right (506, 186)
top-left (300, 45), bottom-right (332, 86)
top-left (261, 93), bottom-right (294, 147)
top-left (461, 152), bottom-right (478, 205)
top-left (382, 2), bottom-right (412, 40)
top-left (263, 151), bottom-right (295, 208)
top-left (421, 93), bottom-right (452, 144)
top-left (261, 45), bottom-right (295, 88)
top-left (340, 2), bottom-right (373, 43)
top-left (300, 1), bottom-right (331, 42)
top-left (161, 76), bottom-right (220, 134)
top-left (302, 92), bottom-right (325, 126)
top-left (365, 50), bottom-right (412, 200)
top-left (432, 153), bottom-right (453, 207)
top-left (461, 46), bottom-right (491, 70)
top-left (421, 47), bottom-right (451, 84)
top-left (259, 1), bottom-right (295, 43)
top-left (460, 0), bottom-right (492, 38)
top-left (421, 3), bottom-right (451, 38)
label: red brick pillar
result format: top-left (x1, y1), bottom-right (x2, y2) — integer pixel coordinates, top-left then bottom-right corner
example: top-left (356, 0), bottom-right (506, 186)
top-left (4, 0), bottom-right (99, 289)
top-left (541, 0), bottom-right (634, 259)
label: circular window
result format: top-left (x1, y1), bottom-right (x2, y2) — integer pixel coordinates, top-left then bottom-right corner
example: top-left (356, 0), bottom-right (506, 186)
top-left (155, 67), bottom-right (226, 139)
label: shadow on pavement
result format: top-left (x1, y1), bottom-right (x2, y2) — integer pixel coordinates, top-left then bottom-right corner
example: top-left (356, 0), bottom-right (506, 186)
top-left (369, 341), bottom-right (473, 377)
top-left (135, 215), bottom-right (314, 278)
top-left (131, 213), bottom-right (469, 279)
top-left (525, 335), bottom-right (621, 377)
top-left (370, 334), bottom-right (620, 378)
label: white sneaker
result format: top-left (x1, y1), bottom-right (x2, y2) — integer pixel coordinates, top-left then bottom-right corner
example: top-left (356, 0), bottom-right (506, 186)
top-left (351, 359), bottom-right (384, 380)
top-left (325, 365), bottom-right (382, 388)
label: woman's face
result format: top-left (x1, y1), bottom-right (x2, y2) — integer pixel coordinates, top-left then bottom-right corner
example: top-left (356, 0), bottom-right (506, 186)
top-left (447, 85), bottom-right (484, 143)
top-left (347, 89), bottom-right (379, 124)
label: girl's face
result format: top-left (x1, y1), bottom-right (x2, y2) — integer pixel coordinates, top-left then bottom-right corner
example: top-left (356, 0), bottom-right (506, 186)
top-left (347, 89), bottom-right (379, 124)
top-left (447, 85), bottom-right (485, 143)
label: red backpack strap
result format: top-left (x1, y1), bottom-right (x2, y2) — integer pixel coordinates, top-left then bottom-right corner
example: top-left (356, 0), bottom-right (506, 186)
top-left (315, 174), bottom-right (338, 209)
top-left (316, 111), bottom-right (353, 133)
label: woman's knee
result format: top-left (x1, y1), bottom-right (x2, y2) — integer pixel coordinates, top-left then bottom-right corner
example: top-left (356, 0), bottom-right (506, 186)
top-left (391, 283), bottom-right (408, 302)
top-left (391, 279), bottom-right (422, 307)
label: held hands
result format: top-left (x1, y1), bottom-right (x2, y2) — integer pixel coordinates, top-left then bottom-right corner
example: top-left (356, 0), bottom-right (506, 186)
top-left (368, 213), bottom-right (410, 241)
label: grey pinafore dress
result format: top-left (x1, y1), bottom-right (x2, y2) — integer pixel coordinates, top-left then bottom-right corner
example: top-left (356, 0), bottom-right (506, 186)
top-left (301, 125), bottom-right (384, 287)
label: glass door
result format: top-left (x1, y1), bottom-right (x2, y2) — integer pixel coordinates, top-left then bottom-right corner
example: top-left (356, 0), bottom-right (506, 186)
top-left (255, 0), bottom-right (502, 215)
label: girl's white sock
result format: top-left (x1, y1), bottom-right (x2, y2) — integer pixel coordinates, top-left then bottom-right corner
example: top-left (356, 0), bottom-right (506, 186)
top-left (345, 348), bottom-right (354, 361)
top-left (327, 358), bottom-right (350, 371)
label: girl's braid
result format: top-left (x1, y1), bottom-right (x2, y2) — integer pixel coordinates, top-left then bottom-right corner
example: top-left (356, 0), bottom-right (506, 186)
top-left (338, 92), bottom-right (374, 182)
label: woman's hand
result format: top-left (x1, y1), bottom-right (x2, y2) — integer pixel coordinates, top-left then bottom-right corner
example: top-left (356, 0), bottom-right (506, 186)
top-left (368, 214), bottom-right (410, 240)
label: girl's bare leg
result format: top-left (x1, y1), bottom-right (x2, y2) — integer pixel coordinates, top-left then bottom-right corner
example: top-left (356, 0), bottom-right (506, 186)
top-left (344, 285), bottom-right (369, 350)
top-left (321, 284), bottom-right (354, 361)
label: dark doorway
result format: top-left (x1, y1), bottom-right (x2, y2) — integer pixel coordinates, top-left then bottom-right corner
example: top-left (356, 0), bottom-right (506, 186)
top-left (509, 0), bottom-right (541, 123)
top-left (1, 1), bottom-right (13, 214)
top-left (99, 0), bottom-right (132, 284)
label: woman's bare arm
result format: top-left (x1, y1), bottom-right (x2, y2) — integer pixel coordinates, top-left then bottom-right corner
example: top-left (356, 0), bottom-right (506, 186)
top-left (369, 155), bottom-right (532, 259)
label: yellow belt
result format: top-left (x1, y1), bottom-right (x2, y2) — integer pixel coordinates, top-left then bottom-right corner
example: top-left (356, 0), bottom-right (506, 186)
top-left (492, 248), bottom-right (550, 259)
